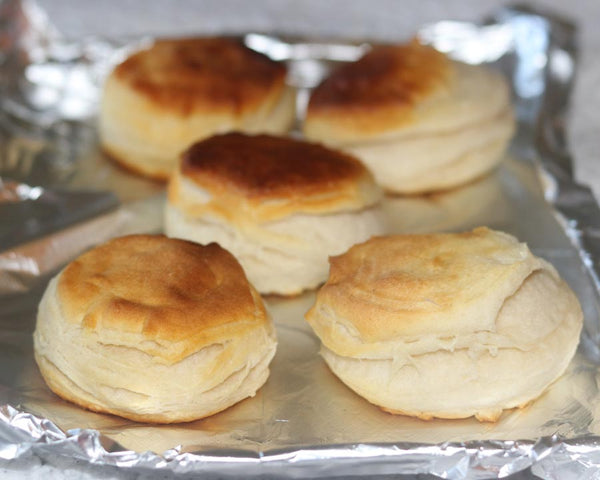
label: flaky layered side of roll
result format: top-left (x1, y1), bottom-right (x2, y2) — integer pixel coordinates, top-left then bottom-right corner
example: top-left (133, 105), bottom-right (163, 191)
top-left (33, 235), bottom-right (277, 423)
top-left (100, 37), bottom-right (295, 180)
top-left (304, 42), bottom-right (515, 194)
top-left (306, 227), bottom-right (582, 421)
top-left (165, 132), bottom-right (387, 295)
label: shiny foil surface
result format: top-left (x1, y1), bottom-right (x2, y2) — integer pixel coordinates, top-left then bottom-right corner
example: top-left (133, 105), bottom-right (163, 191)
top-left (1, 3), bottom-right (600, 478)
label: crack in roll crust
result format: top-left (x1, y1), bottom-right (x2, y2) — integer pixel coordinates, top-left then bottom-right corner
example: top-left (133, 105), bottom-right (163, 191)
top-left (165, 133), bottom-right (387, 295)
top-left (305, 227), bottom-right (583, 421)
top-left (33, 235), bottom-right (277, 423)
top-left (99, 37), bottom-right (296, 180)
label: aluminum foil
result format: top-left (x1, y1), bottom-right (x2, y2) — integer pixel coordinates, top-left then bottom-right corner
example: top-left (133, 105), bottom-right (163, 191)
top-left (1, 2), bottom-right (600, 478)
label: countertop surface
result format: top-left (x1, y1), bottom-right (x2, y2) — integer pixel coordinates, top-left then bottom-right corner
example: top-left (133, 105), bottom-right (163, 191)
top-left (2, 1), bottom-right (600, 479)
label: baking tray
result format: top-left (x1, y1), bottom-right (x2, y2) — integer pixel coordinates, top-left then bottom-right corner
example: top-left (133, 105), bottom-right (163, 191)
top-left (2, 3), bottom-right (600, 479)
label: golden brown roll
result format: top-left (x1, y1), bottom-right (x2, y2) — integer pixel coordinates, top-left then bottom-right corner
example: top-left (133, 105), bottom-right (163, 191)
top-left (99, 37), bottom-right (295, 180)
top-left (165, 132), bottom-right (387, 295)
top-left (306, 227), bottom-right (582, 421)
top-left (33, 235), bottom-right (277, 423)
top-left (304, 41), bottom-right (515, 194)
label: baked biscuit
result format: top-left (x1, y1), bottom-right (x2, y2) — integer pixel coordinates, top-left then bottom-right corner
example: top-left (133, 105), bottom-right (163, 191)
top-left (33, 235), bottom-right (277, 423)
top-left (100, 37), bottom-right (295, 180)
top-left (304, 41), bottom-right (515, 194)
top-left (165, 132), bottom-right (386, 295)
top-left (306, 227), bottom-right (582, 421)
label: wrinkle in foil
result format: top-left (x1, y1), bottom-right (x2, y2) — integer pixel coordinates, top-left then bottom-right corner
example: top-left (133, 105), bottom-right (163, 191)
top-left (0, 3), bottom-right (600, 479)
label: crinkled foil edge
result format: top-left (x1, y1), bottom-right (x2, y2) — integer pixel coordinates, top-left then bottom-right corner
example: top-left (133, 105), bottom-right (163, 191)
top-left (2, 402), bottom-right (600, 478)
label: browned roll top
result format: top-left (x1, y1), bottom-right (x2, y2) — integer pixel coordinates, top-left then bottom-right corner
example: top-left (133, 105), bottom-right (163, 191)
top-left (307, 42), bottom-right (451, 116)
top-left (114, 37), bottom-right (287, 116)
top-left (58, 235), bottom-right (268, 358)
top-left (180, 132), bottom-right (373, 201)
